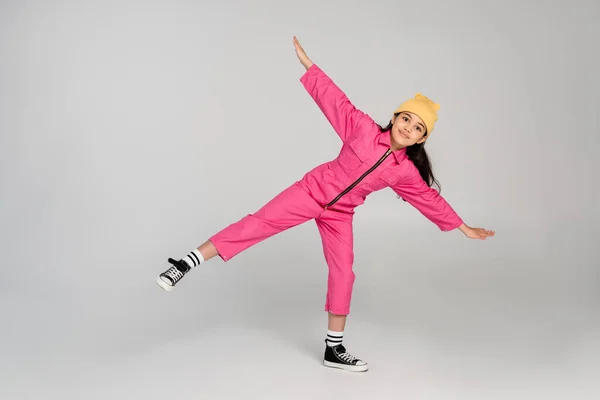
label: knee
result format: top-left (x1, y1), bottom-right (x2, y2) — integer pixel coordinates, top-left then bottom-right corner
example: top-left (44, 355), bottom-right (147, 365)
top-left (329, 266), bottom-right (355, 285)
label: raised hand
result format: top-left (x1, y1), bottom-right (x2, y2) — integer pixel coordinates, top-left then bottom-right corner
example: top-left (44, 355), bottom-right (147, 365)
top-left (459, 224), bottom-right (495, 240)
top-left (293, 36), bottom-right (313, 70)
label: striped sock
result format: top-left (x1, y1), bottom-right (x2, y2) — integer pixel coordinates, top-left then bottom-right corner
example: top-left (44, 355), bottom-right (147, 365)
top-left (326, 330), bottom-right (343, 347)
top-left (183, 249), bottom-right (204, 268)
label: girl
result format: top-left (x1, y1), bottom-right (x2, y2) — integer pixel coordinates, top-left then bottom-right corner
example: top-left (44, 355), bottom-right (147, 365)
top-left (155, 36), bottom-right (495, 372)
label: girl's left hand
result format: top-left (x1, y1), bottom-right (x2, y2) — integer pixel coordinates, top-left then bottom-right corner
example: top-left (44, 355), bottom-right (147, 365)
top-left (459, 224), bottom-right (495, 240)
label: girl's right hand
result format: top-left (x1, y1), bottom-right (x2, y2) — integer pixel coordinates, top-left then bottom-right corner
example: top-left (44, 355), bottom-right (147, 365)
top-left (293, 36), bottom-right (313, 70)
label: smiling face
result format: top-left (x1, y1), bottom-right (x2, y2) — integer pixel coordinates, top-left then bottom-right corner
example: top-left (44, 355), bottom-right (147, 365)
top-left (389, 111), bottom-right (427, 150)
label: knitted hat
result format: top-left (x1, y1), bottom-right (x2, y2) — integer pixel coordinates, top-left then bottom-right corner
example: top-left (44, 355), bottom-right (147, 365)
top-left (394, 93), bottom-right (440, 136)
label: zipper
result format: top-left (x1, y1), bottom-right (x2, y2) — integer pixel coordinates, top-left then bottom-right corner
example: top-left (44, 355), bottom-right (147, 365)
top-left (324, 148), bottom-right (392, 209)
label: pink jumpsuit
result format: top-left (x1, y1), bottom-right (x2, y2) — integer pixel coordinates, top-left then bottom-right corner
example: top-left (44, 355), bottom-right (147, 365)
top-left (209, 64), bottom-right (464, 315)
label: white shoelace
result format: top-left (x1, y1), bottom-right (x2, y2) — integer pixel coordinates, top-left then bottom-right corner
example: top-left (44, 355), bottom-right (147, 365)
top-left (338, 351), bottom-right (358, 363)
top-left (164, 266), bottom-right (184, 283)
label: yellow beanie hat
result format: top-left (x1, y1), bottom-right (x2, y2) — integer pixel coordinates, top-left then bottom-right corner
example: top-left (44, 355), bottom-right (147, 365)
top-left (394, 93), bottom-right (440, 136)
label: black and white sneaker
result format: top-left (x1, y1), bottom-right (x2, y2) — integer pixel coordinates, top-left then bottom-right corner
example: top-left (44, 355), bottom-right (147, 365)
top-left (156, 258), bottom-right (191, 291)
top-left (323, 341), bottom-right (369, 372)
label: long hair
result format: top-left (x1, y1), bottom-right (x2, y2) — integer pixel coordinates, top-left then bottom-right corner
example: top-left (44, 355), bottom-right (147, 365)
top-left (378, 116), bottom-right (441, 195)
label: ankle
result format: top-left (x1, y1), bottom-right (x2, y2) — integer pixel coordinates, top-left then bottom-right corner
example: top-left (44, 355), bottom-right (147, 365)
top-left (326, 329), bottom-right (343, 347)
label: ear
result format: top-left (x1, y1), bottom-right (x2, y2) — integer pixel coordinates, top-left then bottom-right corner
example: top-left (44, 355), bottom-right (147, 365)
top-left (416, 134), bottom-right (427, 144)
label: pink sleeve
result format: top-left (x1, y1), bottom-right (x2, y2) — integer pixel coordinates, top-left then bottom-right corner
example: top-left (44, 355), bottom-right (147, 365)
top-left (392, 166), bottom-right (464, 232)
top-left (300, 64), bottom-right (368, 142)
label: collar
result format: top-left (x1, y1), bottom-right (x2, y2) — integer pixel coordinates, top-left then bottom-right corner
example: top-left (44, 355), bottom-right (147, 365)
top-left (377, 130), bottom-right (407, 164)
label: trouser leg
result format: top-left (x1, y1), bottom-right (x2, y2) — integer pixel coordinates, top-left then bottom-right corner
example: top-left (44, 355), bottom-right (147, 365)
top-left (209, 182), bottom-right (323, 261)
top-left (315, 210), bottom-right (355, 315)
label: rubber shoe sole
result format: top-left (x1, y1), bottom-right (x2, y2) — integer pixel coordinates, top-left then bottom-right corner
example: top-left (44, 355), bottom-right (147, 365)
top-left (155, 275), bottom-right (175, 292)
top-left (323, 359), bottom-right (369, 372)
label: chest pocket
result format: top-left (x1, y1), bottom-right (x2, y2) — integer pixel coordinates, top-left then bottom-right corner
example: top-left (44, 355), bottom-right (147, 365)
top-left (378, 168), bottom-right (400, 187)
top-left (338, 138), bottom-right (368, 171)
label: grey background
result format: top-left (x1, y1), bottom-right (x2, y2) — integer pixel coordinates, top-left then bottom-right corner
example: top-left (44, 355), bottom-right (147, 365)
top-left (1, 0), bottom-right (598, 398)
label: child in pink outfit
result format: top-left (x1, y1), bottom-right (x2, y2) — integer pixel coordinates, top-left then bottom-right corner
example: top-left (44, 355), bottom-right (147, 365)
top-left (156, 37), bottom-right (495, 372)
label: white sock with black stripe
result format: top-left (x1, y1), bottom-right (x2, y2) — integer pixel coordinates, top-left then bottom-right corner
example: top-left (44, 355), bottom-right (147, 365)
top-left (183, 249), bottom-right (204, 268)
top-left (326, 330), bottom-right (343, 347)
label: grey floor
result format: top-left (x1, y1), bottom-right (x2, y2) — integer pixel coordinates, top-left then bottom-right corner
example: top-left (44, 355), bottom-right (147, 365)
top-left (2, 221), bottom-right (598, 399)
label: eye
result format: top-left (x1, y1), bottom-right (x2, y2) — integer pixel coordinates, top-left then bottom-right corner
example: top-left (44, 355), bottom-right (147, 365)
top-left (416, 126), bottom-right (422, 132)
top-left (402, 116), bottom-right (409, 122)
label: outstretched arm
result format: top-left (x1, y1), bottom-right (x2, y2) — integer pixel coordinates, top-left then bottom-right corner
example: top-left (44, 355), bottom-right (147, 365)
top-left (393, 168), bottom-right (495, 239)
top-left (294, 36), bottom-right (369, 143)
